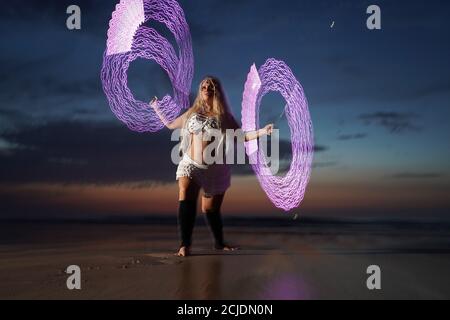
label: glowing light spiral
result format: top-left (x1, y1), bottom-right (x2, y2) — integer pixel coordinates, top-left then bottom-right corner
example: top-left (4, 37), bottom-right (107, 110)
top-left (241, 59), bottom-right (314, 211)
top-left (101, 0), bottom-right (194, 132)
top-left (101, 0), bottom-right (314, 211)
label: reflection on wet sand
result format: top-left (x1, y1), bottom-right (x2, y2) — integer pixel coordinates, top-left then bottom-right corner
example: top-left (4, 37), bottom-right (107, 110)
top-left (176, 256), bottom-right (223, 299)
top-left (1, 221), bottom-right (450, 299)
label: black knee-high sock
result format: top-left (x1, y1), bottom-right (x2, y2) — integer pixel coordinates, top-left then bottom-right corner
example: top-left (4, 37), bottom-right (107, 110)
top-left (205, 210), bottom-right (225, 249)
top-left (178, 200), bottom-right (197, 247)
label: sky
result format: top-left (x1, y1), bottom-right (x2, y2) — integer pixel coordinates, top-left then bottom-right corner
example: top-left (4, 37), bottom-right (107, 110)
top-left (1, 0), bottom-right (449, 220)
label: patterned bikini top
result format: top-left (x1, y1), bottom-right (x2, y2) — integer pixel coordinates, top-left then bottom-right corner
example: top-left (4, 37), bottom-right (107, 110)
top-left (179, 113), bottom-right (221, 155)
top-left (186, 113), bottom-right (220, 137)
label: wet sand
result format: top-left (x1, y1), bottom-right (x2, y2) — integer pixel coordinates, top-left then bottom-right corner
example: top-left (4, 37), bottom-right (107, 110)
top-left (1, 218), bottom-right (450, 299)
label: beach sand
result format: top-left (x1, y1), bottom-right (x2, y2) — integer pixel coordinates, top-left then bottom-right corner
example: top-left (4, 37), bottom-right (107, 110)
top-left (1, 218), bottom-right (450, 299)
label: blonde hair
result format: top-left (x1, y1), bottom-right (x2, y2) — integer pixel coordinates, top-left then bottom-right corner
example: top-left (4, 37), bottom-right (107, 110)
top-left (186, 76), bottom-right (233, 131)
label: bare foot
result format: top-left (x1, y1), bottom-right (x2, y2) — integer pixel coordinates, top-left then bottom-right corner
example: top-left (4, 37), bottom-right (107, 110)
top-left (215, 244), bottom-right (239, 251)
top-left (175, 246), bottom-right (190, 257)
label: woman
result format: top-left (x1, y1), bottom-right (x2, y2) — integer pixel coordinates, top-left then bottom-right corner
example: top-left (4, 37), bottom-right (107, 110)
top-left (151, 77), bottom-right (274, 257)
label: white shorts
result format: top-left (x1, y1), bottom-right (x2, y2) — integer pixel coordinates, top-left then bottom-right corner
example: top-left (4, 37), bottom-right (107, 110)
top-left (176, 154), bottom-right (231, 197)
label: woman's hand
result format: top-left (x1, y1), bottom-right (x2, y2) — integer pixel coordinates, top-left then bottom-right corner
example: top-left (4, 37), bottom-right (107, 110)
top-left (244, 124), bottom-right (275, 142)
top-left (149, 96), bottom-right (186, 130)
top-left (150, 96), bottom-right (158, 109)
top-left (150, 96), bottom-right (169, 127)
top-left (264, 123), bottom-right (274, 136)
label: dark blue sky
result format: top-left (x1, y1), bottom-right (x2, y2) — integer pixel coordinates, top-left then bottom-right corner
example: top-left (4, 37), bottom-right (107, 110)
top-left (1, 0), bottom-right (449, 218)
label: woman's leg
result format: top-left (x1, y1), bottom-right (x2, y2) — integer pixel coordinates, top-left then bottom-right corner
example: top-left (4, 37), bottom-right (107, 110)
top-left (202, 192), bottom-right (237, 251)
top-left (177, 177), bottom-right (200, 256)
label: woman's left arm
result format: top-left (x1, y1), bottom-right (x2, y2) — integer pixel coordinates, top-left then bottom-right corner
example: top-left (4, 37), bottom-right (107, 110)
top-left (224, 113), bottom-right (274, 141)
top-left (244, 124), bottom-right (274, 142)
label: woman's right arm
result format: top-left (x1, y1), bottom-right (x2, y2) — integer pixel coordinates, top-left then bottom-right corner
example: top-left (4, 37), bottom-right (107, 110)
top-left (150, 97), bottom-right (187, 130)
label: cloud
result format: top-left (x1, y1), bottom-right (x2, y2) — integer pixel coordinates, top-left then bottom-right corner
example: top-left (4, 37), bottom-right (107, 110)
top-left (230, 139), bottom-right (327, 176)
top-left (337, 133), bottom-right (368, 141)
top-left (313, 145), bottom-right (329, 153)
top-left (0, 120), bottom-right (327, 183)
top-left (0, 120), bottom-right (179, 184)
top-left (359, 112), bottom-right (421, 134)
top-left (0, 137), bottom-right (26, 156)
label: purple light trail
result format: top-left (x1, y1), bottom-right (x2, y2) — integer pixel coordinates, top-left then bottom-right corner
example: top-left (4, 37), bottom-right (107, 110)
top-left (101, 1), bottom-right (313, 211)
top-left (101, 0), bottom-right (194, 133)
top-left (241, 60), bottom-right (314, 211)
